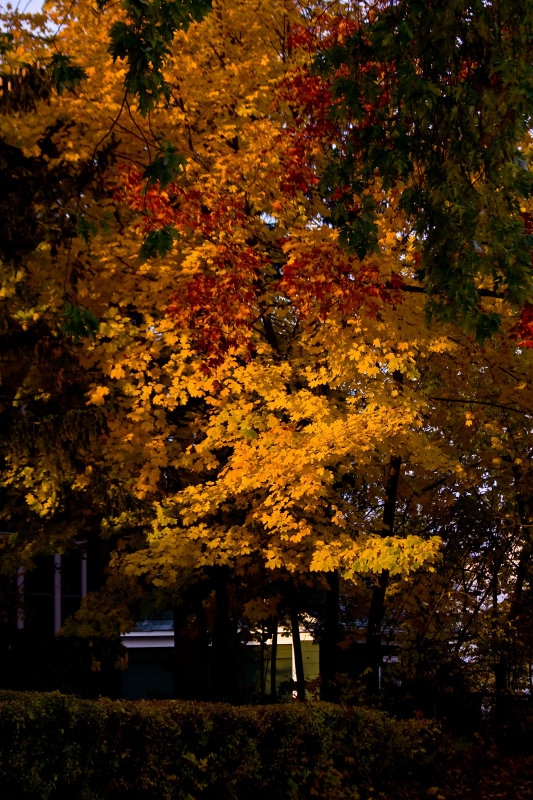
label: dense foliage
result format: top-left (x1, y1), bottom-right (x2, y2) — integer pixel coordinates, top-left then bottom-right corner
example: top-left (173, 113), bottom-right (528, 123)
top-left (0, 0), bottom-right (531, 708)
top-left (316, 0), bottom-right (533, 337)
top-left (0, 690), bottom-right (446, 800)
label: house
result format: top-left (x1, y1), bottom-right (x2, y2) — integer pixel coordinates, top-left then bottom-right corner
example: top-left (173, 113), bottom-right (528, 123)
top-left (122, 617), bottom-right (320, 700)
top-left (0, 547), bottom-right (322, 699)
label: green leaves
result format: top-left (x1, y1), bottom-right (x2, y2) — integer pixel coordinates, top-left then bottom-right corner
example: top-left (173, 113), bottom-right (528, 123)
top-left (108, 0), bottom-right (213, 115)
top-left (316, 0), bottom-right (533, 338)
top-left (61, 302), bottom-right (100, 341)
top-left (139, 224), bottom-right (179, 262)
top-left (49, 53), bottom-right (87, 95)
top-left (76, 215), bottom-right (98, 243)
top-left (0, 32), bottom-right (14, 56)
top-left (143, 139), bottom-right (187, 190)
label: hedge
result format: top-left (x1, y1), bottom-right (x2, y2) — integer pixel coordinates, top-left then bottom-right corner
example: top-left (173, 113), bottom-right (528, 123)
top-left (0, 691), bottom-right (448, 799)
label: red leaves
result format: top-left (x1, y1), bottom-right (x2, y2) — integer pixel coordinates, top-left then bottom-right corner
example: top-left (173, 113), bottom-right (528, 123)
top-left (278, 130), bottom-right (321, 197)
top-left (110, 6), bottom-right (405, 368)
top-left (286, 17), bottom-right (360, 55)
top-left (510, 302), bottom-right (533, 348)
top-left (114, 165), bottom-right (266, 366)
top-left (114, 165), bottom-right (173, 230)
top-left (167, 244), bottom-right (265, 366)
top-left (115, 165), bottom-right (248, 238)
top-left (274, 70), bottom-right (337, 199)
top-left (278, 242), bottom-right (399, 321)
top-left (511, 214), bottom-right (533, 347)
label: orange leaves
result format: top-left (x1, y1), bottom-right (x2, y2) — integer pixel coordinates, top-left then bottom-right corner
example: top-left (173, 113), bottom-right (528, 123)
top-left (115, 163), bottom-right (268, 362)
top-left (286, 16), bottom-right (360, 55)
top-left (279, 233), bottom-right (400, 321)
top-left (167, 244), bottom-right (265, 364)
top-left (510, 302), bottom-right (533, 348)
top-left (27, 0), bottom-right (533, 592)
top-left (152, 344), bottom-right (431, 575)
top-left (107, 1), bottom-right (409, 374)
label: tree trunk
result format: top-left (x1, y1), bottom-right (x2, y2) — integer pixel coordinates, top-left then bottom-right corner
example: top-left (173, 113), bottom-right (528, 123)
top-left (495, 475), bottom-right (532, 719)
top-left (172, 585), bottom-right (209, 700)
top-left (211, 566), bottom-right (238, 701)
top-left (320, 570), bottom-right (340, 701)
top-left (260, 624), bottom-right (266, 700)
top-left (289, 585), bottom-right (306, 701)
top-left (366, 455), bottom-right (401, 697)
top-left (194, 595), bottom-right (210, 699)
top-left (172, 603), bottom-right (187, 699)
top-left (492, 564), bottom-right (507, 697)
top-left (270, 618), bottom-right (278, 700)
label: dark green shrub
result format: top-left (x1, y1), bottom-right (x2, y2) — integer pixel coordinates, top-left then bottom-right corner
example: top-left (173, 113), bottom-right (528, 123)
top-left (0, 691), bottom-right (447, 799)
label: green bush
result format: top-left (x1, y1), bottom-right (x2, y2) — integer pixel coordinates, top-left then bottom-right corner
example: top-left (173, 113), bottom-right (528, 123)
top-left (0, 691), bottom-right (448, 799)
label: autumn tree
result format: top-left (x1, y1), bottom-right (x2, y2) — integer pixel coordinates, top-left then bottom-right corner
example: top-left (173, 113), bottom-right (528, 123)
top-left (98, 0), bottom-right (462, 697)
top-left (0, 4), bottom-right (146, 688)
top-left (1, 0), bottom-right (532, 707)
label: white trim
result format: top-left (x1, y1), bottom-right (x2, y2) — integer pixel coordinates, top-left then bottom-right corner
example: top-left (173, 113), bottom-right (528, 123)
top-left (122, 631), bottom-right (175, 649)
top-left (246, 627), bottom-right (313, 646)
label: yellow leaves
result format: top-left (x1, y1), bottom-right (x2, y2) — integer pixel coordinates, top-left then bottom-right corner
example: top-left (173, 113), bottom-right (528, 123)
top-left (331, 505), bottom-right (347, 529)
top-left (151, 338), bottom-right (439, 571)
top-left (348, 347), bottom-right (380, 376)
top-left (341, 332), bottom-right (419, 382)
top-left (265, 549), bottom-right (283, 570)
top-left (109, 363), bottom-right (126, 380)
top-left (136, 464), bottom-right (162, 498)
top-left (88, 385), bottom-right (110, 405)
top-left (71, 465), bottom-right (93, 491)
top-left (237, 536), bottom-right (253, 556)
top-left (0, 268), bottom-right (24, 299)
top-left (25, 481), bottom-right (58, 516)
top-left (11, 0), bottom-right (528, 595)
top-left (385, 353), bottom-right (404, 373)
top-left (309, 541), bottom-right (344, 573)
top-left (427, 336), bottom-right (455, 354)
top-left (340, 535), bottom-right (441, 578)
top-left (223, 378), bottom-right (244, 395)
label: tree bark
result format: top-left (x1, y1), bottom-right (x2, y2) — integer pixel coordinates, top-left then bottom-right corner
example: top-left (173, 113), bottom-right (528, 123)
top-left (495, 474), bottom-right (532, 711)
top-left (172, 584), bottom-right (209, 700)
top-left (289, 585), bottom-right (306, 701)
top-left (259, 624), bottom-right (266, 700)
top-left (211, 566), bottom-right (238, 701)
top-left (320, 570), bottom-right (340, 701)
top-left (194, 595), bottom-right (210, 699)
top-left (366, 455), bottom-right (401, 697)
top-left (270, 618), bottom-right (278, 700)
